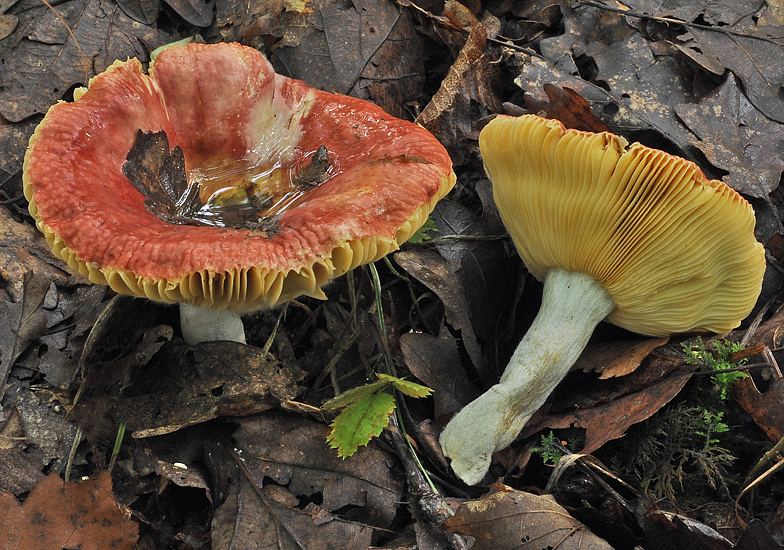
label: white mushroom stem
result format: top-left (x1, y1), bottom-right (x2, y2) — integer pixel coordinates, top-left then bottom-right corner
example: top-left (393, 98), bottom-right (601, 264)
top-left (439, 268), bottom-right (615, 485)
top-left (179, 304), bottom-right (247, 345)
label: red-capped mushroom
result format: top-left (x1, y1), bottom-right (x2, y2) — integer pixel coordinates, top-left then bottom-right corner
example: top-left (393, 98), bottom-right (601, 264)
top-left (23, 42), bottom-right (456, 345)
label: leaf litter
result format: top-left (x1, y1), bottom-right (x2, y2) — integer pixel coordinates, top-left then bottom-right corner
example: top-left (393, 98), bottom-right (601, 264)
top-left (2, 0), bottom-right (784, 548)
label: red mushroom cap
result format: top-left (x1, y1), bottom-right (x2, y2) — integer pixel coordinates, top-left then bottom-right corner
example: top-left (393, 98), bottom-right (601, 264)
top-left (23, 43), bottom-right (455, 312)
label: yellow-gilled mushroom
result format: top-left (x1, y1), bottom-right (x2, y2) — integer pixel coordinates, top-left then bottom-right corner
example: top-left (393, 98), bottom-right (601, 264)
top-left (439, 114), bottom-right (766, 485)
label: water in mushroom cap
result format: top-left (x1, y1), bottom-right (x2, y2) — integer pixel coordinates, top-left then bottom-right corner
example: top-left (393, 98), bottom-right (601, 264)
top-left (123, 129), bottom-right (331, 230)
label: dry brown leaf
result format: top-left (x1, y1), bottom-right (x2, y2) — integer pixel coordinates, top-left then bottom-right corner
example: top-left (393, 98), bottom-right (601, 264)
top-left (676, 76), bottom-right (784, 200)
top-left (443, 485), bottom-right (614, 549)
top-left (575, 337), bottom-right (669, 379)
top-left (524, 372), bottom-right (690, 453)
top-left (400, 329), bottom-right (478, 419)
top-left (734, 377), bottom-right (784, 443)
top-left (0, 471), bottom-right (138, 550)
top-left (212, 476), bottom-right (374, 550)
top-left (416, 15), bottom-right (502, 147)
top-left (524, 84), bottom-right (613, 134)
top-left (233, 412), bottom-right (403, 529)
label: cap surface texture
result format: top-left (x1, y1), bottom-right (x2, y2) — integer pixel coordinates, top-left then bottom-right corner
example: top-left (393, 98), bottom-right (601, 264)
top-left (24, 43), bottom-right (455, 312)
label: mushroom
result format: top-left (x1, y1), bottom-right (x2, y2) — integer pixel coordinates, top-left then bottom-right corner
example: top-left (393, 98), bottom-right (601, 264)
top-left (23, 43), bottom-right (455, 345)
top-left (439, 114), bottom-right (765, 485)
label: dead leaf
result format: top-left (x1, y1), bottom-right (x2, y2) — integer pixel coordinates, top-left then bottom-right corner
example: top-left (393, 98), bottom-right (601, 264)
top-left (0, 271), bottom-right (50, 396)
top-left (734, 376), bottom-right (784, 443)
top-left (212, 475), bottom-right (374, 550)
top-left (72, 296), bottom-right (305, 441)
top-left (395, 195), bottom-right (519, 385)
top-left (0, 117), bottom-right (38, 187)
top-left (233, 412), bottom-right (404, 528)
top-left (416, 15), bottom-right (502, 148)
top-left (10, 386), bottom-right (80, 471)
top-left (646, 4), bottom-right (784, 123)
top-left (676, 75), bottom-right (784, 200)
top-left (122, 129), bottom-right (202, 224)
top-left (443, 486), bottom-right (614, 549)
top-left (524, 83), bottom-right (613, 133)
top-left (0, 471), bottom-right (138, 550)
top-left (0, 448), bottom-right (46, 496)
top-left (268, 0), bottom-right (426, 118)
top-left (524, 371), bottom-right (691, 454)
top-left (0, 0), bottom-right (176, 122)
top-left (400, 328), bottom-right (479, 419)
top-left (527, 3), bottom-right (700, 155)
top-left (164, 0), bottom-right (214, 27)
top-left (115, 0), bottom-right (160, 25)
top-left (394, 248), bottom-right (489, 382)
top-left (0, 207), bottom-right (76, 302)
top-left (575, 337), bottom-right (669, 379)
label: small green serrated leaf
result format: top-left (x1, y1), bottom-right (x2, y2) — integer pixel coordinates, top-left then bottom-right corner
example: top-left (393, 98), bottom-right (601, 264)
top-left (322, 379), bottom-right (388, 411)
top-left (326, 392), bottom-right (396, 458)
top-left (407, 216), bottom-right (438, 243)
top-left (377, 373), bottom-right (433, 398)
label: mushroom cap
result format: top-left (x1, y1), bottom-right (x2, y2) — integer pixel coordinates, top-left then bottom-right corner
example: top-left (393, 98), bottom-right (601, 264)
top-left (480, 114), bottom-right (765, 337)
top-left (23, 43), bottom-right (455, 312)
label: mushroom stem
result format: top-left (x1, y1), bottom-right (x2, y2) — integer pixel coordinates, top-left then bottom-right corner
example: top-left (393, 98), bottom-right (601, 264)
top-left (179, 304), bottom-right (247, 345)
top-left (439, 268), bottom-right (615, 485)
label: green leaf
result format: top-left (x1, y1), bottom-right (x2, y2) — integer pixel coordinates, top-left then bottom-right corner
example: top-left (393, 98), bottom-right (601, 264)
top-left (377, 373), bottom-right (433, 398)
top-left (321, 379), bottom-right (388, 411)
top-left (407, 216), bottom-right (438, 243)
top-left (326, 392), bottom-right (396, 458)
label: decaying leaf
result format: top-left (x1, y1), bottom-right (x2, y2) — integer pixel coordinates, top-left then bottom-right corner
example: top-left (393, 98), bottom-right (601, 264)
top-left (395, 195), bottom-right (518, 386)
top-left (267, 0), bottom-right (426, 118)
top-left (400, 329), bottom-right (479, 419)
top-left (443, 486), bottom-right (614, 549)
top-left (0, 271), bottom-right (50, 396)
top-left (0, 207), bottom-right (75, 302)
top-left (416, 12), bottom-right (502, 148)
top-left (576, 337), bottom-right (669, 379)
top-left (676, 76), bottom-right (784, 200)
top-left (212, 476), bottom-right (374, 550)
top-left (234, 412), bottom-right (404, 528)
top-left (0, 471), bottom-right (138, 550)
top-left (0, 116), bottom-right (38, 186)
top-left (524, 83), bottom-right (613, 133)
top-left (734, 377), bottom-right (784, 443)
top-left (10, 386), bottom-right (80, 471)
top-left (0, 0), bottom-right (176, 122)
top-left (524, 371), bottom-right (691, 454)
top-left (72, 297), bottom-right (305, 440)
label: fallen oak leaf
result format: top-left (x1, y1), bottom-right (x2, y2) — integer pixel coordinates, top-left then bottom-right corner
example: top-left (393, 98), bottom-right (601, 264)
top-left (0, 471), bottom-right (138, 550)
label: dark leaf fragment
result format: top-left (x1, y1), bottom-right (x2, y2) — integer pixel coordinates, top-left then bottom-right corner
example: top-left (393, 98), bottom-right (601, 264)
top-left (122, 129), bottom-right (201, 224)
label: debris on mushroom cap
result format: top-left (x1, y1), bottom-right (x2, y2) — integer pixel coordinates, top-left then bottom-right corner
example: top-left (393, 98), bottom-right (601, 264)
top-left (23, 43), bottom-right (456, 313)
top-left (481, 114), bottom-right (765, 337)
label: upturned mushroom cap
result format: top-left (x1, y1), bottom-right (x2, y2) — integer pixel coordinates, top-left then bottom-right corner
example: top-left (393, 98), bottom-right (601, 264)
top-left (481, 114), bottom-right (765, 337)
top-left (23, 43), bottom-right (455, 313)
